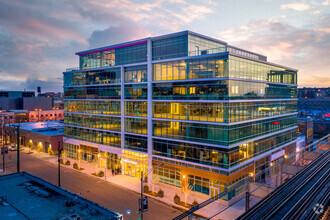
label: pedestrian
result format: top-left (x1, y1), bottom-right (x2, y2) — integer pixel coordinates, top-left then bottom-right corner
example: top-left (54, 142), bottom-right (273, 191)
top-left (111, 169), bottom-right (114, 176)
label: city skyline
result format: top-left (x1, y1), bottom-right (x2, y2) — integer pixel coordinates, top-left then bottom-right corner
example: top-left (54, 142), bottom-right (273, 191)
top-left (0, 0), bottom-right (329, 92)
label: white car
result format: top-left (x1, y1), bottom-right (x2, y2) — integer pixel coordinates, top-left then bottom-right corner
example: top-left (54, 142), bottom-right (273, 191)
top-left (8, 146), bottom-right (17, 151)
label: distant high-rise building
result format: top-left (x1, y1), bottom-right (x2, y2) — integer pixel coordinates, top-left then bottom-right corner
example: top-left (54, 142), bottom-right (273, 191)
top-left (63, 31), bottom-right (298, 204)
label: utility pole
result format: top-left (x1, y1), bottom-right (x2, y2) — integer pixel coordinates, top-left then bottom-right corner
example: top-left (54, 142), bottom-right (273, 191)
top-left (58, 141), bottom-right (62, 187)
top-left (140, 170), bottom-right (144, 220)
top-left (139, 164), bottom-right (163, 220)
top-left (245, 191), bottom-right (250, 211)
top-left (1, 117), bottom-right (5, 172)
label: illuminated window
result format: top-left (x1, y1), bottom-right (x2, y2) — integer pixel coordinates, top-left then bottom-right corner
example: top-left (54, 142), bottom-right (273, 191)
top-left (171, 103), bottom-right (179, 114)
top-left (189, 87), bottom-right (196, 94)
top-left (170, 121), bottom-right (179, 129)
top-left (173, 87), bottom-right (186, 95)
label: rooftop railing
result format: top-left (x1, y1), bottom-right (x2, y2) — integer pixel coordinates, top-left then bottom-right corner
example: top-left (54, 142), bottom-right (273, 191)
top-left (65, 67), bottom-right (80, 72)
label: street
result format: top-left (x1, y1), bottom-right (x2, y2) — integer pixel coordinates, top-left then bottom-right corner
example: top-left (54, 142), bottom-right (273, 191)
top-left (0, 150), bottom-right (183, 220)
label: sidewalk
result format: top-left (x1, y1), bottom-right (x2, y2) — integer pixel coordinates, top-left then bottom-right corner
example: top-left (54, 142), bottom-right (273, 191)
top-left (19, 147), bottom-right (262, 220)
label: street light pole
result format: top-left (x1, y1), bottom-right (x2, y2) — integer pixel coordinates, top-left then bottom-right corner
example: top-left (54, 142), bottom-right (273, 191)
top-left (16, 123), bottom-right (20, 173)
top-left (1, 116), bottom-right (5, 172)
top-left (58, 142), bottom-right (62, 187)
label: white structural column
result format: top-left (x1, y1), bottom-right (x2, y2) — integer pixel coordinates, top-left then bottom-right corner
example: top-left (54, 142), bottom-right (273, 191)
top-left (147, 38), bottom-right (153, 183)
top-left (120, 66), bottom-right (125, 173)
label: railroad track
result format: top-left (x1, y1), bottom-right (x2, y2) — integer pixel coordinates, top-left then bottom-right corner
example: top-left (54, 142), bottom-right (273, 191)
top-left (302, 181), bottom-right (330, 220)
top-left (237, 150), bottom-right (330, 220)
top-left (282, 165), bottom-right (329, 219)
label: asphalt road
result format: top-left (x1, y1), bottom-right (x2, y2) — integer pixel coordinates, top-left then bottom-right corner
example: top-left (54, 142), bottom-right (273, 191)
top-left (0, 150), bottom-right (183, 220)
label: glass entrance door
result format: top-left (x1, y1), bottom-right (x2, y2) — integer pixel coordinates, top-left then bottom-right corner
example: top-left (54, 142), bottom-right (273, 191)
top-left (210, 187), bottom-right (219, 198)
top-left (125, 163), bottom-right (133, 176)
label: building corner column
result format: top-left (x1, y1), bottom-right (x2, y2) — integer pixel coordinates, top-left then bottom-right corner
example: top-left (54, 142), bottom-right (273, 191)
top-left (120, 66), bottom-right (125, 175)
top-left (147, 38), bottom-right (153, 183)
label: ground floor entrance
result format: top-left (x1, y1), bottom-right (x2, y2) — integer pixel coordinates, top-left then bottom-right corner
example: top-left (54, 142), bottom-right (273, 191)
top-left (210, 186), bottom-right (219, 198)
top-left (63, 142), bottom-right (122, 174)
top-left (121, 150), bottom-right (148, 178)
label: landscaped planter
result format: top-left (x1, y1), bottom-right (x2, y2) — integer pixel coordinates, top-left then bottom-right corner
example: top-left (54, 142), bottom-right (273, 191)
top-left (157, 189), bottom-right (164, 198)
top-left (73, 163), bottom-right (84, 170)
top-left (92, 171), bottom-right (104, 177)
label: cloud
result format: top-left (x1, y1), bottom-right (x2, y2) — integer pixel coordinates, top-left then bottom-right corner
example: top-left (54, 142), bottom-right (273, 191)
top-left (299, 76), bottom-right (330, 87)
top-left (218, 15), bottom-right (330, 87)
top-left (0, 0), bottom-right (92, 92)
top-left (315, 27), bottom-right (330, 33)
top-left (20, 79), bottom-right (63, 92)
top-left (322, 0), bottom-right (329, 6)
top-left (280, 2), bottom-right (311, 11)
top-left (0, 0), bottom-right (217, 92)
top-left (88, 21), bottom-right (150, 48)
top-left (310, 10), bottom-right (321, 15)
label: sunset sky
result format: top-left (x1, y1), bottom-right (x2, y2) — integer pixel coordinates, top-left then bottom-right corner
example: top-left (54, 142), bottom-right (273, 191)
top-left (0, 0), bottom-right (329, 92)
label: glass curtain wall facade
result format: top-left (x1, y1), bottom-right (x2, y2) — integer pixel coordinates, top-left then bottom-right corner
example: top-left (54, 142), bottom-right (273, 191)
top-left (64, 31), bottom-right (298, 203)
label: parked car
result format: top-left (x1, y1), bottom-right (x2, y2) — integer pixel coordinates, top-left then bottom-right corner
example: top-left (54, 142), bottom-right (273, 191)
top-left (8, 146), bottom-right (17, 151)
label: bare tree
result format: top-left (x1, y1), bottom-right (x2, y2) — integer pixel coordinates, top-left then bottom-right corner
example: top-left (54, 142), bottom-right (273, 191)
top-left (77, 148), bottom-right (82, 169)
top-left (182, 182), bottom-right (193, 204)
top-left (27, 140), bottom-right (33, 154)
top-left (151, 174), bottom-right (159, 193)
top-left (61, 149), bottom-right (68, 164)
top-left (92, 153), bottom-right (99, 174)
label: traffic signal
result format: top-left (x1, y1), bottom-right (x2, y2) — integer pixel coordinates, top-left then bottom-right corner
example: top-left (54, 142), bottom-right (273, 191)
top-left (139, 197), bottom-right (148, 213)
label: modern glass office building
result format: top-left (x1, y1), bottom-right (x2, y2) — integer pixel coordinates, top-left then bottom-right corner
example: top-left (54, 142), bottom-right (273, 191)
top-left (63, 31), bottom-right (298, 203)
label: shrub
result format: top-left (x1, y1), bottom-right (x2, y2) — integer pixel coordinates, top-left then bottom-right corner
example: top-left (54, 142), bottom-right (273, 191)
top-left (60, 159), bottom-right (64, 164)
top-left (99, 171), bottom-right (104, 177)
top-left (65, 160), bottom-right (70, 165)
top-left (157, 189), bottom-right (164, 198)
top-left (192, 200), bottom-right (199, 206)
top-left (174, 194), bottom-right (180, 204)
top-left (143, 185), bottom-right (149, 193)
top-left (73, 162), bottom-right (78, 169)
top-left (144, 176), bottom-right (148, 183)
